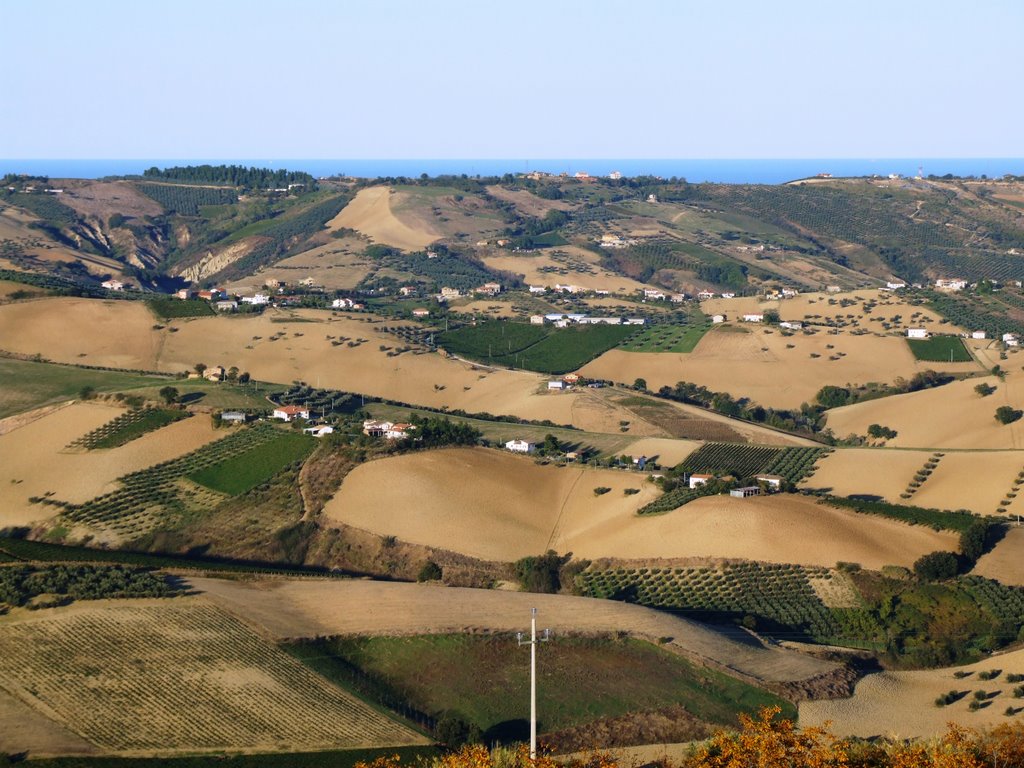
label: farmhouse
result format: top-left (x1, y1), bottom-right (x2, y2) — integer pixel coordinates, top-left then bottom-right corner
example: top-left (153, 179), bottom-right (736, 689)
top-left (730, 486), bottom-right (761, 498)
top-left (670, 293), bottom-right (687, 303)
top-left (101, 280), bottom-right (125, 291)
top-left (264, 278), bottom-right (284, 289)
top-left (643, 289), bottom-right (666, 300)
top-left (242, 293), bottom-right (270, 305)
top-left (273, 405), bottom-right (310, 422)
top-left (742, 313), bottom-right (764, 323)
top-left (972, 331), bottom-right (987, 340)
top-left (554, 283), bottom-right (584, 294)
top-left (689, 473), bottom-right (714, 489)
top-left (384, 423), bottom-right (415, 440)
top-left (203, 365), bottom-right (225, 381)
top-left (1003, 333), bottom-right (1020, 347)
top-left (779, 321), bottom-right (803, 330)
top-left (697, 290), bottom-right (716, 300)
top-left (220, 411), bottom-right (246, 424)
top-left (599, 234), bottom-right (627, 249)
top-left (476, 282), bottom-right (502, 296)
top-left (332, 298), bottom-right (357, 309)
top-left (505, 439), bottom-right (537, 453)
top-left (362, 419), bottom-right (392, 437)
top-left (303, 425), bottom-right (335, 437)
top-left (175, 289), bottom-right (195, 300)
top-left (935, 278), bottom-right (968, 292)
top-left (885, 281), bottom-right (907, 290)
top-left (215, 300), bottom-right (238, 312)
top-left (411, 308), bottom-right (430, 318)
top-left (197, 289), bottom-right (224, 301)
top-left (530, 315), bottom-right (545, 325)
top-left (906, 328), bottom-right (929, 339)
top-left (755, 474), bottom-right (784, 490)
top-left (563, 373), bottom-right (581, 384)
top-left (548, 380), bottom-right (565, 390)
top-left (439, 287), bottom-right (461, 300)
top-left (712, 314), bottom-right (726, 324)
top-left (826, 285), bottom-right (841, 293)
top-left (721, 292), bottom-right (736, 299)
top-left (529, 285), bottom-right (547, 294)
top-left (399, 286), bottom-right (417, 296)
top-left (624, 318), bottom-right (646, 325)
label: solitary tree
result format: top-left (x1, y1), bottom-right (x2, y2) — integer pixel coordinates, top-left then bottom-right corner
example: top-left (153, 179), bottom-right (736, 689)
top-left (78, 385), bottom-right (96, 400)
top-left (158, 386), bottom-right (179, 405)
top-left (194, 363), bottom-right (207, 376)
top-left (995, 405), bottom-right (1023, 425)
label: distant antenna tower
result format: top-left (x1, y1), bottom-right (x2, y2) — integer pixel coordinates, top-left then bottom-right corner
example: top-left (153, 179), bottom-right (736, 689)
top-left (917, 165), bottom-right (924, 179)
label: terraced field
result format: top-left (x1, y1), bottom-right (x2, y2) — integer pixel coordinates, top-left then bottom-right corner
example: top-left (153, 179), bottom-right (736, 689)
top-left (0, 599), bottom-right (424, 752)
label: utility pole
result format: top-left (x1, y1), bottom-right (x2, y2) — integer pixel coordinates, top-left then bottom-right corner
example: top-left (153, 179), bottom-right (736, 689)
top-left (517, 608), bottom-right (550, 760)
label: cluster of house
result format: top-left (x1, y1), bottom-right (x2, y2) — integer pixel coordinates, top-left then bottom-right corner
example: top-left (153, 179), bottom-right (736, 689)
top-left (361, 419), bottom-right (417, 440)
top-left (906, 328), bottom-right (1017, 345)
top-left (530, 313), bottom-right (646, 327)
top-left (545, 373), bottom-right (593, 391)
top-left (527, 284), bottom-right (610, 296)
top-left (598, 234), bottom-right (637, 249)
top-left (432, 282), bottom-right (503, 302)
top-left (101, 279), bottom-right (129, 291)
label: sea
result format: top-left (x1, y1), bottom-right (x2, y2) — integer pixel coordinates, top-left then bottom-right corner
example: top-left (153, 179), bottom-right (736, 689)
top-left (2, 158), bottom-right (1024, 185)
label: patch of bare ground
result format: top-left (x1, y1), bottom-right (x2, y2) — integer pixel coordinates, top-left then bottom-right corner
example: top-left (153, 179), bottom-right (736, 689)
top-left (298, 443), bottom-right (356, 518)
top-left (328, 186), bottom-right (439, 250)
top-left (188, 577), bottom-right (841, 688)
top-left (483, 186), bottom-right (576, 218)
top-left (972, 527), bottom-right (1024, 586)
top-left (0, 686), bottom-right (97, 757)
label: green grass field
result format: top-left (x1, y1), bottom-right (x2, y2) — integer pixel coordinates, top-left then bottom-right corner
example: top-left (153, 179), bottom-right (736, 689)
top-left (146, 298), bottom-right (215, 319)
top-left (439, 321), bottom-right (633, 374)
top-left (618, 323), bottom-right (711, 353)
top-left (188, 431), bottom-right (315, 495)
top-left (0, 358), bottom-right (175, 419)
top-left (286, 634), bottom-right (791, 739)
top-left (906, 335), bottom-right (972, 362)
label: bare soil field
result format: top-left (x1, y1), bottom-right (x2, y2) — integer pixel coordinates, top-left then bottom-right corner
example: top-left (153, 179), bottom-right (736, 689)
top-left (581, 324), bottom-right (973, 409)
top-left (0, 205), bottom-right (120, 274)
top-left (825, 374), bottom-right (1024, 449)
top-left (801, 448), bottom-right (937, 503)
top-left (973, 527), bottom-right (1024, 586)
top-left (323, 447), bottom-right (660, 560)
top-left (323, 448), bottom-right (951, 567)
top-left (482, 247), bottom-right (655, 293)
top-left (450, 298), bottom-right (519, 318)
top-left (911, 451), bottom-right (1024, 515)
top-left (800, 646), bottom-right (1024, 738)
top-left (57, 179), bottom-right (165, 220)
top-left (0, 599), bottom-right (425, 753)
top-left (0, 686), bottom-right (96, 757)
top-left (189, 577), bottom-right (840, 686)
top-left (483, 185), bottom-right (575, 218)
top-left (0, 402), bottom-right (220, 527)
top-left (223, 235), bottom-right (377, 293)
top-left (328, 186), bottom-right (439, 250)
top-left (388, 185), bottom-right (505, 243)
top-left (702, 289), bottom-right (966, 336)
top-left (623, 437), bottom-right (700, 466)
top-left (0, 298), bottom-right (668, 431)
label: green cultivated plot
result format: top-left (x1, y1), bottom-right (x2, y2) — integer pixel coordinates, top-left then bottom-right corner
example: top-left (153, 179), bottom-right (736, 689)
top-left (146, 298), bottom-right (215, 318)
top-left (68, 407), bottom-right (188, 450)
top-left (188, 431), bottom-right (315, 495)
top-left (619, 323), bottom-right (710, 353)
top-left (906, 335), bottom-right (973, 362)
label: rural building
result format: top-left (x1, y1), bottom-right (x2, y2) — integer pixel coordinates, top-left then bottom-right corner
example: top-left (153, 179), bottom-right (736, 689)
top-left (399, 286), bottom-right (417, 296)
top-left (1004, 333), bottom-right (1020, 347)
top-left (264, 278), bottom-right (284, 289)
top-left (697, 290), bottom-right (715, 300)
top-left (529, 285), bottom-right (547, 294)
top-left (600, 234), bottom-right (626, 248)
top-left (712, 314), bottom-right (726, 324)
top-left (440, 287), bottom-right (461, 300)
top-left (332, 297), bottom-right (357, 309)
top-left (505, 439), bottom-right (537, 453)
top-left (553, 319), bottom-right (570, 328)
top-left (730, 487), bottom-right (761, 498)
top-left (273, 405), bottom-right (310, 422)
top-left (608, 170), bottom-right (623, 180)
top-left (101, 280), bottom-right (125, 291)
top-left (647, 194), bottom-right (658, 203)
top-left (720, 292), bottom-right (736, 299)
top-left (384, 423), bottom-right (415, 440)
top-left (548, 381), bottom-right (565, 390)
top-left (633, 455), bottom-right (648, 470)
top-left (242, 293), bottom-right (270, 305)
top-left (935, 278), bottom-right (967, 292)
top-left (476, 282), bottom-right (502, 296)
top-left (972, 331), bottom-right (987, 340)
top-left (779, 321), bottom-right (802, 330)
top-left (197, 289), bottom-right (224, 300)
top-left (755, 474), bottom-right (784, 490)
top-left (362, 419), bottom-right (392, 437)
top-left (220, 411), bottom-right (246, 424)
top-left (670, 293), bottom-right (686, 303)
top-left (643, 288), bottom-right (666, 300)
top-left (624, 318), bottom-right (646, 325)
top-left (303, 425), bottom-right (335, 437)
top-left (781, 288), bottom-right (799, 298)
top-left (203, 366), bottom-right (225, 381)
top-left (175, 289), bottom-right (195, 300)
top-left (411, 308), bottom-right (430, 318)
top-left (826, 285), bottom-right (841, 293)
top-left (689, 473), bottom-right (714, 489)
top-left (554, 283), bottom-right (584, 294)
top-left (885, 281), bottom-right (907, 290)
top-left (906, 328), bottom-right (929, 339)
top-left (563, 373), bottom-right (581, 385)
top-left (215, 300), bottom-right (238, 312)
top-left (530, 315), bottom-right (545, 325)
top-left (742, 313), bottom-right (764, 323)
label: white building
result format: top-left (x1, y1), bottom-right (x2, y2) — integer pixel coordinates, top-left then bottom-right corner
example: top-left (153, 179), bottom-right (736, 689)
top-left (935, 278), bottom-right (968, 292)
top-left (1004, 333), bottom-right (1020, 347)
top-left (643, 289), bottom-right (666, 300)
top-left (273, 405), bottom-right (310, 422)
top-left (689, 473), bottom-right (713, 489)
top-left (720, 292), bottom-right (735, 299)
top-left (529, 315), bottom-right (545, 325)
top-left (608, 170), bottom-right (623, 180)
top-left (384, 423), bottom-right (416, 440)
top-left (303, 425), bottom-right (335, 437)
top-left (242, 293), bottom-right (270, 305)
top-left (624, 318), bottom-right (646, 325)
top-left (742, 313), bottom-right (764, 323)
top-left (971, 331), bottom-right (987, 340)
top-left (906, 328), bottom-right (929, 339)
top-left (332, 298), bottom-right (356, 309)
top-left (886, 281), bottom-right (907, 290)
top-left (101, 280), bottom-right (125, 291)
top-left (505, 439), bottom-right (537, 454)
top-left (548, 380), bottom-right (565, 390)
top-left (779, 321), bottom-right (803, 330)
top-left (697, 290), bottom-right (715, 300)
top-left (711, 314), bottom-right (726, 324)
top-left (529, 285), bottom-right (547, 294)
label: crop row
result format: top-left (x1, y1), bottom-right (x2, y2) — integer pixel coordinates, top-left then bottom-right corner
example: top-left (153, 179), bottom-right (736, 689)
top-left (66, 407), bottom-right (188, 450)
top-left (577, 563), bottom-right (876, 643)
top-left (762, 447), bottom-right (830, 483)
top-left (636, 486), bottom-right (708, 515)
top-left (961, 576), bottom-right (1024, 626)
top-left (59, 423), bottom-right (286, 535)
top-left (136, 183), bottom-right (238, 216)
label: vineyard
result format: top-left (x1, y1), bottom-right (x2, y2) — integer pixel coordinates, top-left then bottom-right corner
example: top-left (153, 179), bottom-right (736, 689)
top-left (617, 321), bottom-right (710, 353)
top-left (682, 443), bottom-right (828, 483)
top-left (906, 335), bottom-right (972, 362)
top-left (925, 290), bottom-right (1024, 339)
top-left (960, 576), bottom-right (1024, 627)
top-left (146, 297), bottom-right (216, 318)
top-left (576, 563), bottom-right (881, 646)
top-left (66, 407), bottom-right (189, 450)
top-left (135, 183), bottom-right (239, 216)
top-left (52, 424), bottom-right (305, 538)
top-left (0, 601), bottom-right (423, 751)
top-left (636, 486), bottom-right (710, 515)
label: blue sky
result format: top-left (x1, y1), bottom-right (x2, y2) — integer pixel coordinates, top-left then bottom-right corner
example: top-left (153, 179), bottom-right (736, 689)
top-left (2, 0), bottom-right (1021, 159)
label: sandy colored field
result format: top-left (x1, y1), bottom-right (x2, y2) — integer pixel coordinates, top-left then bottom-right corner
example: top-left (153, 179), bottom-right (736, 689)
top-left (483, 185), bottom-right (575, 217)
top-left (0, 205), bottom-right (121, 274)
top-left (450, 298), bottom-right (519, 318)
top-left (581, 324), bottom-right (978, 410)
top-left (973, 527), bottom-right (1024, 586)
top-left (482, 248), bottom-right (655, 293)
top-left (0, 279), bottom-right (46, 299)
top-left (801, 448), bottom-right (934, 502)
top-left (324, 448), bottom-right (660, 560)
top-left (0, 686), bottom-right (96, 757)
top-left (328, 186), bottom-right (439, 250)
top-left (0, 297), bottom-right (653, 431)
top-left (189, 577), bottom-right (839, 685)
top-left (801, 646), bottom-right (1024, 738)
top-left (58, 179), bottom-right (165, 220)
top-left (826, 374), bottom-right (1024, 449)
top-left (623, 437), bottom-right (700, 466)
top-left (911, 451), bottom-right (1024, 515)
top-left (324, 449), bottom-right (952, 567)
top-left (0, 599), bottom-right (425, 753)
top-left (223, 235), bottom-right (376, 293)
top-left (702, 288), bottom-right (966, 336)
top-left (0, 402), bottom-right (221, 527)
